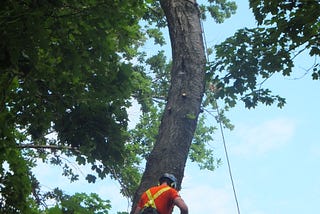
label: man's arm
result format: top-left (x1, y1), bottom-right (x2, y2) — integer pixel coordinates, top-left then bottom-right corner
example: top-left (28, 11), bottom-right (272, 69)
top-left (173, 197), bottom-right (189, 214)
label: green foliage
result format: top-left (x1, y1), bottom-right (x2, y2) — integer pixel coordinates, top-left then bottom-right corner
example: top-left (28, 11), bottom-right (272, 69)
top-left (0, 0), bottom-right (148, 212)
top-left (186, 113), bottom-right (197, 120)
top-left (142, 1), bottom-right (167, 28)
top-left (129, 50), bottom-right (171, 163)
top-left (199, 0), bottom-right (237, 23)
top-left (131, 47), bottom-right (222, 173)
top-left (146, 28), bottom-right (166, 45)
top-left (145, 51), bottom-right (172, 100)
top-left (249, 0), bottom-right (320, 77)
top-left (44, 189), bottom-right (111, 214)
top-left (0, 107), bottom-right (34, 213)
top-left (208, 27), bottom-right (289, 109)
top-left (311, 63), bottom-right (320, 80)
top-left (0, 143), bottom-right (33, 213)
top-left (189, 116), bottom-right (221, 171)
top-left (207, 0), bottom-right (319, 109)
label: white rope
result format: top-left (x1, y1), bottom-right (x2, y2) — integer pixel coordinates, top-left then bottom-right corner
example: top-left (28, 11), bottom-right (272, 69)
top-left (198, 3), bottom-right (241, 214)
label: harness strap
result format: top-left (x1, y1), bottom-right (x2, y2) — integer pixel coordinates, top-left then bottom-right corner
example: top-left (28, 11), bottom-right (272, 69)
top-left (144, 186), bottom-right (171, 208)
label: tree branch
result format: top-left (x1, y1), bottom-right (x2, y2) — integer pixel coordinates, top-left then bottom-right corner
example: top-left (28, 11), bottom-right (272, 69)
top-left (17, 144), bottom-right (80, 153)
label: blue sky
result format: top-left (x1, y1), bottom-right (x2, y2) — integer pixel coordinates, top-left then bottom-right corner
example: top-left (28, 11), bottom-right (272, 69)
top-left (34, 1), bottom-right (320, 213)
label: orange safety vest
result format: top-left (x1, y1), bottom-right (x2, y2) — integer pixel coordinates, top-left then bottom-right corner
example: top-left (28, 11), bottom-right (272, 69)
top-left (143, 186), bottom-right (171, 209)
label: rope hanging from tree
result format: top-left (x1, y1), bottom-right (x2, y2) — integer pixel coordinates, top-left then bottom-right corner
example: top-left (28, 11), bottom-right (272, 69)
top-left (198, 4), bottom-right (241, 214)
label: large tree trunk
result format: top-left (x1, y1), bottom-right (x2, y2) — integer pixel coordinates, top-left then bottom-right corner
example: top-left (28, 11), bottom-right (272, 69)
top-left (131, 0), bottom-right (206, 212)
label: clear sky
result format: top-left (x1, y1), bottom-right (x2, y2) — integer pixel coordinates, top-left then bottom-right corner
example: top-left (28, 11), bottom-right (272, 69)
top-left (34, 1), bottom-right (320, 213)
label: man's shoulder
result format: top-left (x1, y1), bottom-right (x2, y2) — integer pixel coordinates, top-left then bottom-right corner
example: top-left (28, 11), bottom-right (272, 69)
top-left (149, 184), bottom-right (175, 193)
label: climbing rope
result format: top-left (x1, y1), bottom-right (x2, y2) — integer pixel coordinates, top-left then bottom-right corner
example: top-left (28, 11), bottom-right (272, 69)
top-left (198, 4), bottom-right (241, 214)
top-left (215, 105), bottom-right (241, 214)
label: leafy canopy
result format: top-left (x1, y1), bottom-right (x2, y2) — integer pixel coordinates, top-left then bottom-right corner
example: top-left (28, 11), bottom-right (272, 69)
top-left (206, 0), bottom-right (319, 109)
top-left (1, 0), bottom-right (147, 212)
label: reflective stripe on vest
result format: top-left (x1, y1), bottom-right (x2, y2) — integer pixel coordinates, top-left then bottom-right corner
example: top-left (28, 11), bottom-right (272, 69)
top-left (144, 186), bottom-right (171, 209)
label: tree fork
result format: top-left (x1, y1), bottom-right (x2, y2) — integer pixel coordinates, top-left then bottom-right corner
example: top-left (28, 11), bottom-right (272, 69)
top-left (131, 0), bottom-right (206, 212)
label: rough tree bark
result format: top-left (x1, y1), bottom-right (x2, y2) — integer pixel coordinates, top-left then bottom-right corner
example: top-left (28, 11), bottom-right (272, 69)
top-left (131, 0), bottom-right (206, 212)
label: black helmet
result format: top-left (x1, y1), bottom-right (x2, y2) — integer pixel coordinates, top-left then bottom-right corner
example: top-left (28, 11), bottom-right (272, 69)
top-left (159, 173), bottom-right (177, 189)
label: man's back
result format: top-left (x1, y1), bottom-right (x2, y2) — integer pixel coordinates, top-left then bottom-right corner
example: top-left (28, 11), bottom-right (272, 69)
top-left (134, 173), bottom-right (188, 214)
top-left (138, 184), bottom-right (179, 214)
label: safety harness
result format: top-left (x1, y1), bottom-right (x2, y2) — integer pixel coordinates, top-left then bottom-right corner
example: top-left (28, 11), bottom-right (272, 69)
top-left (144, 186), bottom-right (171, 209)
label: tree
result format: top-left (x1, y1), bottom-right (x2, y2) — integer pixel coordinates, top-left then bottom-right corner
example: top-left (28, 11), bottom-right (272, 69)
top-left (0, 0), bottom-right (148, 212)
top-left (44, 189), bottom-right (111, 214)
top-left (132, 0), bottom-right (207, 208)
top-left (131, 0), bottom-right (237, 211)
top-left (131, 0), bottom-right (319, 212)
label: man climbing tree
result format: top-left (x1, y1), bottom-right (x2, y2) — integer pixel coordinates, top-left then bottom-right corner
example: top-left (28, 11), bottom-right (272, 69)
top-left (134, 173), bottom-right (188, 214)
